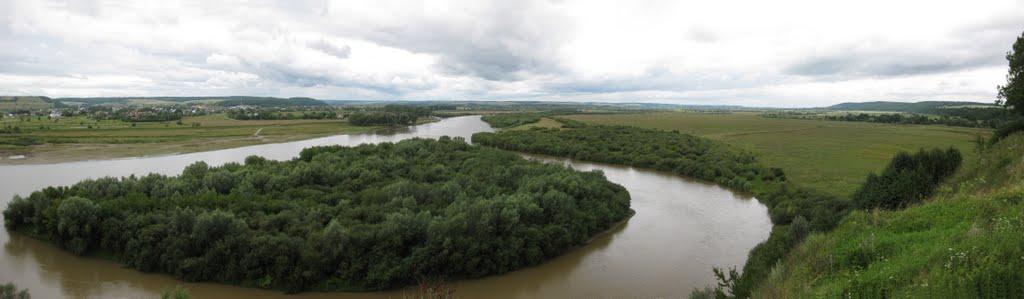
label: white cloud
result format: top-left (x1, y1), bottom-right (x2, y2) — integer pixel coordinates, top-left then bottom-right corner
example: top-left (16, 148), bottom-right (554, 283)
top-left (0, 0), bottom-right (1022, 106)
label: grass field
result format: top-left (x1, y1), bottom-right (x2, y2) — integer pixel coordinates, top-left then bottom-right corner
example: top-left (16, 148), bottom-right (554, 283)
top-left (0, 114), bottom-right (384, 164)
top-left (562, 112), bottom-right (990, 196)
top-left (755, 132), bottom-right (1024, 298)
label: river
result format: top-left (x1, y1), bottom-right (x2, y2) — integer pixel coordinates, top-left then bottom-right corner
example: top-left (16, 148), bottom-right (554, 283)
top-left (0, 115), bottom-right (771, 298)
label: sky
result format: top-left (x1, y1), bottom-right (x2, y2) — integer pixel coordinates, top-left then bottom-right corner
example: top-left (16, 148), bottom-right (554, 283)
top-left (1, 0), bottom-right (1023, 107)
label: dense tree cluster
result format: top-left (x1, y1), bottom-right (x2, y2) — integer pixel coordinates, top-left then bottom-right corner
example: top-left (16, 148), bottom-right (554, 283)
top-left (345, 105), bottom-right (439, 126)
top-left (346, 111), bottom-right (418, 126)
top-left (3, 138), bottom-right (631, 293)
top-left (481, 113), bottom-right (543, 128)
top-left (852, 148), bottom-right (962, 209)
top-left (472, 125), bottom-right (851, 297)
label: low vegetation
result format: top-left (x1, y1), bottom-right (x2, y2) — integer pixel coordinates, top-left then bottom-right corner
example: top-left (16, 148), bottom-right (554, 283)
top-left (0, 282), bottom-right (30, 299)
top-left (3, 138), bottom-right (631, 293)
top-left (754, 132), bottom-right (1024, 298)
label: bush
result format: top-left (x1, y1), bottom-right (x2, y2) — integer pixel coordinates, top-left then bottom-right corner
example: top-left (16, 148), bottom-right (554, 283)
top-left (852, 148), bottom-right (962, 209)
top-left (989, 119), bottom-right (1024, 145)
top-left (0, 282), bottom-right (30, 299)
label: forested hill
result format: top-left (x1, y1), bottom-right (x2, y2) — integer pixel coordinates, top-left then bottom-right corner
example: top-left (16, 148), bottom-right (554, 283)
top-left (2, 137), bottom-right (632, 293)
top-left (827, 101), bottom-right (996, 113)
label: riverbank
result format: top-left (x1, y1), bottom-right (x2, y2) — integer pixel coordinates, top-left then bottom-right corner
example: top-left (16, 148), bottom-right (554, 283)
top-left (0, 115), bottom-right (440, 165)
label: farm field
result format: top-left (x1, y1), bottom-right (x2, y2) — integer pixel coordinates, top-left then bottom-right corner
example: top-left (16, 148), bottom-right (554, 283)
top-left (561, 111), bottom-right (990, 196)
top-left (0, 113), bottom-right (386, 164)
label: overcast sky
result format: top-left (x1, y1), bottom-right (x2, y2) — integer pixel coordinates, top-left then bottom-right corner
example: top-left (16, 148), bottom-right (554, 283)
top-left (1, 0), bottom-right (1023, 107)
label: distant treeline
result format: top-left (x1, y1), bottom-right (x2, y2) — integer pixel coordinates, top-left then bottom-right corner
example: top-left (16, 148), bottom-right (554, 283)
top-left (763, 107), bottom-right (1019, 128)
top-left (227, 110), bottom-right (337, 120)
top-left (346, 105), bottom-right (439, 126)
top-left (853, 148), bottom-right (962, 209)
top-left (473, 124), bottom-right (851, 297)
top-left (3, 138), bottom-right (631, 293)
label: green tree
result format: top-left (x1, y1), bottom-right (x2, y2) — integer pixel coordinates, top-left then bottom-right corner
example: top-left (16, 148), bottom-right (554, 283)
top-left (0, 282), bottom-right (30, 299)
top-left (56, 197), bottom-right (101, 255)
top-left (999, 30), bottom-right (1024, 115)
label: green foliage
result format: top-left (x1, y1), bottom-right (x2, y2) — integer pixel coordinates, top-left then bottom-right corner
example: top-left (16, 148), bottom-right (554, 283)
top-left (54, 196), bottom-right (101, 254)
top-left (472, 124), bottom-right (851, 297)
top-left (999, 30), bottom-right (1024, 115)
top-left (481, 113), bottom-right (544, 128)
top-left (3, 138), bottom-right (631, 292)
top-left (989, 119), bottom-right (1024, 145)
top-left (227, 109), bottom-right (337, 120)
top-left (852, 148), bottom-right (962, 209)
top-left (0, 283), bottom-right (30, 299)
top-left (348, 112), bottom-right (418, 126)
top-left (161, 285), bottom-right (190, 299)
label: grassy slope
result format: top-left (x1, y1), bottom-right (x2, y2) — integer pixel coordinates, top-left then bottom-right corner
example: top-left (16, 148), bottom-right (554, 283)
top-left (0, 114), bottom-right (384, 164)
top-left (0, 96), bottom-right (53, 110)
top-left (755, 133), bottom-right (1024, 298)
top-left (564, 112), bottom-right (988, 196)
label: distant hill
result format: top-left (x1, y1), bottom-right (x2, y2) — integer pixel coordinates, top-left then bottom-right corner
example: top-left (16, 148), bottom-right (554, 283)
top-left (54, 96), bottom-right (327, 107)
top-left (827, 101), bottom-right (998, 113)
top-left (0, 96), bottom-right (56, 111)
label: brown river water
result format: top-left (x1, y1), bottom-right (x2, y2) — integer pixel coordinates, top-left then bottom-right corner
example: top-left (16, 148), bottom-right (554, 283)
top-left (0, 116), bottom-right (771, 298)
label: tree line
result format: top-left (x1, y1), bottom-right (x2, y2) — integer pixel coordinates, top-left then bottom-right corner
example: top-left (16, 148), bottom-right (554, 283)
top-left (472, 125), bottom-right (851, 297)
top-left (345, 105), bottom-right (438, 126)
top-left (762, 108), bottom-right (1020, 129)
top-left (3, 137), bottom-right (631, 293)
top-left (227, 109), bottom-right (337, 120)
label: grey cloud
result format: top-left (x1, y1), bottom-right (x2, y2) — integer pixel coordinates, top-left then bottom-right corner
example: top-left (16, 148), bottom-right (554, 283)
top-left (543, 67), bottom-right (772, 94)
top-left (787, 19), bottom-right (1023, 79)
top-left (786, 53), bottom-right (997, 78)
top-left (307, 39), bottom-right (351, 59)
top-left (338, 1), bottom-right (572, 81)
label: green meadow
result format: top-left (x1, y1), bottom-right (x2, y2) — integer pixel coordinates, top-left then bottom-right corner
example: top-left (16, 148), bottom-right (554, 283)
top-left (562, 111), bottom-right (989, 196)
